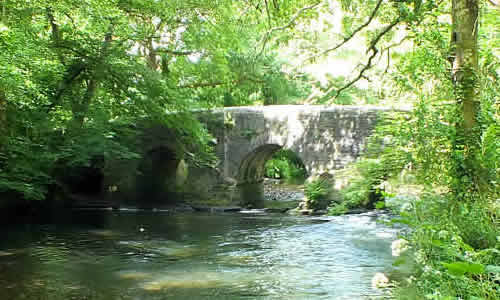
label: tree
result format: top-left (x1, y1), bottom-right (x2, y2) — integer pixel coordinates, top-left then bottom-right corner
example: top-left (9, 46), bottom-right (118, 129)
top-left (450, 0), bottom-right (482, 198)
top-left (260, 0), bottom-right (497, 199)
top-left (0, 0), bottom-right (317, 201)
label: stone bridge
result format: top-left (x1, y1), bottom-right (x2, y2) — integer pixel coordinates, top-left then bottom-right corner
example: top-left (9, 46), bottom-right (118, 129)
top-left (182, 105), bottom-right (398, 205)
top-left (71, 105), bottom-right (406, 208)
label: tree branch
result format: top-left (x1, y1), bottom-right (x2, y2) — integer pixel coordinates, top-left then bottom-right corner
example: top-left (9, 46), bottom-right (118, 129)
top-left (259, 1), bottom-right (321, 55)
top-left (155, 48), bottom-right (195, 56)
top-left (55, 44), bottom-right (90, 58)
top-left (178, 80), bottom-right (229, 89)
top-left (325, 18), bottom-right (401, 100)
top-left (178, 76), bottom-right (265, 89)
top-left (272, 0), bottom-right (279, 11)
top-left (52, 26), bottom-right (113, 111)
top-left (300, 0), bottom-right (384, 66)
top-left (53, 63), bottom-right (86, 107)
top-left (264, 0), bottom-right (272, 28)
top-left (377, 35), bottom-right (409, 73)
top-left (488, 0), bottom-right (499, 7)
top-left (46, 7), bottom-right (66, 65)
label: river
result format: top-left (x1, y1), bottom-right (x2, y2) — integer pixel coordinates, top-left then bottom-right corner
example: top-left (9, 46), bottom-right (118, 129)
top-left (0, 210), bottom-right (398, 299)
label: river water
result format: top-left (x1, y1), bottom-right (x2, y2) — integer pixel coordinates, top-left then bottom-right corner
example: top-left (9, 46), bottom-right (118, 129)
top-left (0, 210), bottom-right (398, 300)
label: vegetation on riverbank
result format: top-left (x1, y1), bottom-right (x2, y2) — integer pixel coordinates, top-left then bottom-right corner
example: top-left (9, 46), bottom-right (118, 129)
top-left (264, 150), bottom-right (307, 184)
top-left (1, 1), bottom-right (499, 299)
top-left (322, 1), bottom-right (500, 297)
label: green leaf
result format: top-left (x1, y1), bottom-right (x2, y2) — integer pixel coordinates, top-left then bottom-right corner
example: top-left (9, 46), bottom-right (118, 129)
top-left (430, 239), bottom-right (444, 247)
top-left (485, 265), bottom-right (500, 274)
top-left (391, 218), bottom-right (412, 225)
top-left (393, 257), bottom-right (406, 266)
top-left (442, 262), bottom-right (485, 276)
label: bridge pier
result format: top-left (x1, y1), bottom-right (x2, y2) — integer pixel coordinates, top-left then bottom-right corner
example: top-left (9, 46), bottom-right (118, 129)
top-left (237, 181), bottom-right (264, 208)
top-left (98, 106), bottom-right (399, 207)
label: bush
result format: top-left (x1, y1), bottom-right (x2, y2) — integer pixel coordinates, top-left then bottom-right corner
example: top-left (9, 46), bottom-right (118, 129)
top-left (264, 149), bottom-right (307, 184)
top-left (328, 202), bottom-right (348, 215)
top-left (304, 178), bottom-right (332, 210)
top-left (392, 195), bottom-right (500, 300)
top-left (265, 158), bottom-right (289, 179)
top-left (326, 159), bottom-right (389, 215)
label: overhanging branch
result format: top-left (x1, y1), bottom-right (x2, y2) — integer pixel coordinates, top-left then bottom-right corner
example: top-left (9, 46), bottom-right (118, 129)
top-left (178, 76), bottom-right (265, 89)
top-left (324, 18), bottom-right (401, 100)
top-left (155, 48), bottom-right (195, 56)
top-left (258, 1), bottom-right (321, 55)
top-left (299, 0), bottom-right (384, 66)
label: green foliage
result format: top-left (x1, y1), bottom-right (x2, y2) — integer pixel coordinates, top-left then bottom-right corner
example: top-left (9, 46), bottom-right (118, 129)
top-left (441, 262), bottom-right (485, 276)
top-left (327, 139), bottom-right (411, 215)
top-left (0, 0), bottom-right (254, 202)
top-left (378, 4), bottom-right (499, 298)
top-left (328, 202), bottom-right (348, 216)
top-left (265, 158), bottom-right (289, 179)
top-left (0, 136), bottom-right (54, 201)
top-left (375, 201), bottom-right (386, 209)
top-left (392, 195), bottom-right (500, 300)
top-left (304, 178), bottom-right (332, 211)
top-left (220, 53), bottom-right (312, 107)
top-left (264, 149), bottom-right (307, 184)
top-left (0, 0), bottom-right (321, 203)
top-left (327, 160), bottom-right (382, 213)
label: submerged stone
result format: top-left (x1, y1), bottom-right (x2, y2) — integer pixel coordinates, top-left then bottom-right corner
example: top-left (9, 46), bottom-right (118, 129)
top-left (141, 272), bottom-right (225, 292)
top-left (0, 250), bottom-right (14, 256)
top-left (117, 271), bottom-right (151, 280)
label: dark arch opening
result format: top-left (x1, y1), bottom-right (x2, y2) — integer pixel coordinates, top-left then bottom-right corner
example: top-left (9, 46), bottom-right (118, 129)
top-left (136, 146), bottom-right (180, 207)
top-left (64, 155), bottom-right (104, 196)
top-left (237, 145), bottom-right (307, 207)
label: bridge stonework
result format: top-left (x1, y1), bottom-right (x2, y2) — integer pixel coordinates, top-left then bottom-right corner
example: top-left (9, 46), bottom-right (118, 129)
top-left (187, 105), bottom-right (394, 205)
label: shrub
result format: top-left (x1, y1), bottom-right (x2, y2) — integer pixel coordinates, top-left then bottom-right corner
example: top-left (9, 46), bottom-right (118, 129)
top-left (328, 203), bottom-right (348, 215)
top-left (326, 159), bottom-right (388, 215)
top-left (304, 178), bottom-right (332, 210)
top-left (264, 149), bottom-right (307, 184)
top-left (392, 195), bottom-right (500, 300)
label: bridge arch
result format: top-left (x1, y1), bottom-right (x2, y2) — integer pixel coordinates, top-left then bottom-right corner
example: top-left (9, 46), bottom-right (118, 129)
top-left (135, 145), bottom-right (181, 207)
top-left (237, 144), bottom-right (310, 183)
top-left (237, 144), bottom-right (281, 183)
top-left (236, 144), bottom-right (309, 207)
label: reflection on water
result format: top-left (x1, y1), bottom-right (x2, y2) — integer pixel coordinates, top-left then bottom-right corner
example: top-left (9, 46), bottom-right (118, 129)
top-left (0, 211), bottom-right (397, 300)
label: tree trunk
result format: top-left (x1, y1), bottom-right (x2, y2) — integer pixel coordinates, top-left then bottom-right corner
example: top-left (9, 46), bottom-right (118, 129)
top-left (0, 89), bottom-right (6, 143)
top-left (451, 0), bottom-right (481, 197)
top-left (70, 29), bottom-right (112, 129)
top-left (71, 78), bottom-right (97, 129)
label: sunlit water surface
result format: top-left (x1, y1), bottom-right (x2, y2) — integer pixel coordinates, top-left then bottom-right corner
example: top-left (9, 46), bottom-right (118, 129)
top-left (0, 211), bottom-right (398, 299)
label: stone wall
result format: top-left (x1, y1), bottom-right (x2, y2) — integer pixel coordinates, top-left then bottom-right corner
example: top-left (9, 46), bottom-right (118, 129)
top-left (220, 105), bottom-right (385, 182)
top-left (182, 105), bottom-right (399, 205)
top-left (101, 105), bottom-right (402, 207)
